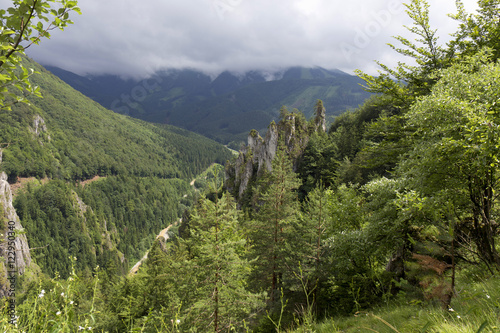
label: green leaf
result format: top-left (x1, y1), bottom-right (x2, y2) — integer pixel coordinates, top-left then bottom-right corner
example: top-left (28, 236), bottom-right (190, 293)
top-left (476, 320), bottom-right (489, 333)
top-left (419, 321), bottom-right (431, 332)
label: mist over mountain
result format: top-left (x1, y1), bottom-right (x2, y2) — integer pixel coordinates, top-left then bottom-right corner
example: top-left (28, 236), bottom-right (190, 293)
top-left (46, 65), bottom-right (371, 146)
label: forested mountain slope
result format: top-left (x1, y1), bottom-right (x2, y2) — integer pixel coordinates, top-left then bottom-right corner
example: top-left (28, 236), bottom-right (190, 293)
top-left (2, 58), bottom-right (231, 182)
top-left (0, 57), bottom-right (232, 278)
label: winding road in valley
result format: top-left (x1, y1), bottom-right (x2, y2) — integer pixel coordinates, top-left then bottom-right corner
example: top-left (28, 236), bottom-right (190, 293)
top-left (129, 222), bottom-right (177, 275)
top-left (128, 169), bottom-right (209, 275)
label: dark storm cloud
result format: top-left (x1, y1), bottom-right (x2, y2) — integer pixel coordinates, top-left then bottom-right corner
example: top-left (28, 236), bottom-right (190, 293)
top-left (3, 0), bottom-right (478, 78)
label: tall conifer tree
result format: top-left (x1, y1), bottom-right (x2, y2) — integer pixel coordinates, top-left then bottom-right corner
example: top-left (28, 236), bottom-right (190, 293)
top-left (187, 190), bottom-right (263, 332)
top-left (249, 145), bottom-right (302, 302)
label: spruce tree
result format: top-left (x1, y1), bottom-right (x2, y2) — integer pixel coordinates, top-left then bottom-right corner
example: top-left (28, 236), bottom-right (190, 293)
top-left (248, 145), bottom-right (302, 302)
top-left (187, 191), bottom-right (263, 332)
top-left (299, 185), bottom-right (333, 314)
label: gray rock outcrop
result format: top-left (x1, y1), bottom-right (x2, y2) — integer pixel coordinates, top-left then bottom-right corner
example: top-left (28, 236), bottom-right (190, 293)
top-left (30, 114), bottom-right (51, 143)
top-left (226, 102), bottom-right (327, 203)
top-left (32, 115), bottom-right (47, 136)
top-left (229, 123), bottom-right (279, 200)
top-left (314, 100), bottom-right (327, 132)
top-left (0, 156), bottom-right (32, 298)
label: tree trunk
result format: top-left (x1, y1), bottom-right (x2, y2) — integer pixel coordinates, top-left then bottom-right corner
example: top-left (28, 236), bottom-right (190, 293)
top-left (469, 176), bottom-right (500, 269)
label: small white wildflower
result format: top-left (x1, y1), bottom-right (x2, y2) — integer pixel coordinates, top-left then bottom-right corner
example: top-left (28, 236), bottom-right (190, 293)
top-left (56, 311), bottom-right (61, 316)
top-left (78, 326), bottom-right (85, 331)
top-left (38, 290), bottom-right (45, 298)
top-left (457, 315), bottom-right (461, 319)
top-left (448, 308), bottom-right (454, 312)
top-left (61, 292), bottom-right (65, 297)
top-left (487, 294), bottom-right (491, 299)
top-left (87, 327), bottom-right (92, 331)
top-left (70, 300), bottom-right (74, 305)
top-left (176, 319), bottom-right (181, 324)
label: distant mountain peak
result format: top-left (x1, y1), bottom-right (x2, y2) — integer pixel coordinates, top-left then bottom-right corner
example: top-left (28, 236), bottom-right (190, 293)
top-left (44, 64), bottom-right (371, 145)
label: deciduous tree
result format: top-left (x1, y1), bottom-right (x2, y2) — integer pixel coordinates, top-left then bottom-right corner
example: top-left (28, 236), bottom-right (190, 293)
top-left (0, 0), bottom-right (80, 109)
top-left (398, 50), bottom-right (500, 268)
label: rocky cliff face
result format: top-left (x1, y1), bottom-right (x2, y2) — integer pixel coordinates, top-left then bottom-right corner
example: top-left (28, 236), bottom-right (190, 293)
top-left (0, 114), bottom-right (43, 297)
top-left (0, 150), bottom-right (32, 298)
top-left (30, 114), bottom-right (51, 144)
top-left (226, 103), bottom-right (326, 203)
top-left (226, 123), bottom-right (279, 200)
top-left (314, 100), bottom-right (327, 133)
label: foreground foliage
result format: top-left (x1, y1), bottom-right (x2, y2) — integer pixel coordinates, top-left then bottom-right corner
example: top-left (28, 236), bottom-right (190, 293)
top-left (293, 268), bottom-right (500, 333)
top-left (0, 0), bottom-right (80, 110)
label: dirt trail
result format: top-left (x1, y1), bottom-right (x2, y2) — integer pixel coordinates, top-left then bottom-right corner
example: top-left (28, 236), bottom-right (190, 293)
top-left (10, 177), bottom-right (49, 197)
top-left (10, 175), bottom-right (105, 197)
top-left (80, 175), bottom-right (105, 187)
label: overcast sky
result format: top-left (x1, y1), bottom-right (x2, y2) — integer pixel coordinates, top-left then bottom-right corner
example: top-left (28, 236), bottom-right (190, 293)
top-left (10, 0), bottom-right (480, 78)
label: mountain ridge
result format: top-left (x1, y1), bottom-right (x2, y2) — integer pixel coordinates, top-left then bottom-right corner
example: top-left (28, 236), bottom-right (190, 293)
top-left (45, 65), bottom-right (371, 147)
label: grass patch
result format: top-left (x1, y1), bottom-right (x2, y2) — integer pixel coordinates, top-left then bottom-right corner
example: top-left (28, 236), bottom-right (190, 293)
top-left (291, 273), bottom-right (500, 333)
